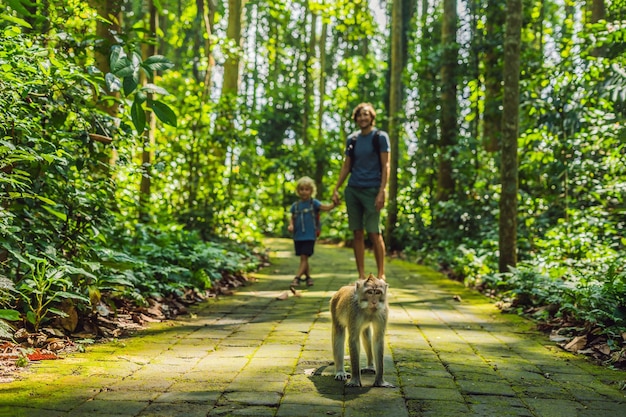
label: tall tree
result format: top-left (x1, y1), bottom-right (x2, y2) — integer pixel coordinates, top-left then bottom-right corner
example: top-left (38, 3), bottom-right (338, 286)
top-left (436, 0), bottom-right (458, 203)
top-left (139, 0), bottom-right (159, 222)
top-left (199, 0), bottom-right (217, 97)
top-left (314, 19), bottom-right (329, 198)
top-left (222, 0), bottom-right (245, 97)
top-left (88, 0), bottom-right (123, 116)
top-left (499, 0), bottom-right (523, 272)
top-left (589, 0), bottom-right (606, 57)
top-left (302, 8), bottom-right (316, 147)
top-left (384, 0), bottom-right (412, 246)
top-left (483, 0), bottom-right (505, 152)
top-left (216, 0), bottom-right (246, 200)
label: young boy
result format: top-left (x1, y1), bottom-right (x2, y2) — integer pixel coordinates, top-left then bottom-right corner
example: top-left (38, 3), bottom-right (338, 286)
top-left (287, 176), bottom-right (336, 287)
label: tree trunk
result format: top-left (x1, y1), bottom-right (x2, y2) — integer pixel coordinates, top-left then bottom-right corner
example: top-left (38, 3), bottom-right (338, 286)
top-left (314, 21), bottom-right (328, 199)
top-left (217, 0), bottom-right (246, 200)
top-left (222, 0), bottom-right (245, 97)
top-left (88, 0), bottom-right (123, 116)
top-left (499, 0), bottom-right (523, 272)
top-left (483, 0), bottom-right (504, 152)
top-left (384, 0), bottom-right (404, 247)
top-left (436, 0), bottom-right (457, 203)
top-left (590, 0), bottom-right (606, 57)
top-left (187, 0), bottom-right (217, 208)
top-left (249, 1), bottom-right (260, 111)
top-left (303, 10), bottom-right (316, 147)
top-left (88, 0), bottom-right (122, 169)
top-left (139, 0), bottom-right (158, 222)
top-left (199, 0), bottom-right (217, 96)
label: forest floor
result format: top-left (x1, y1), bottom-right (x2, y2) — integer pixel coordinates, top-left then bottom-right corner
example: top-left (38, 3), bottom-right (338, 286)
top-left (0, 238), bottom-right (625, 417)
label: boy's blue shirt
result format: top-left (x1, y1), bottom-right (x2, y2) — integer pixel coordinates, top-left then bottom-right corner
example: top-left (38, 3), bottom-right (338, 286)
top-left (346, 129), bottom-right (390, 188)
top-left (290, 199), bottom-right (321, 241)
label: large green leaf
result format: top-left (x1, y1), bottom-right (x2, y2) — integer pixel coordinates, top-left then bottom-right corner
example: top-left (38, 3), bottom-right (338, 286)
top-left (0, 14), bottom-right (32, 28)
top-left (142, 84), bottom-right (169, 96)
top-left (54, 291), bottom-right (90, 303)
top-left (131, 99), bottom-right (146, 132)
top-left (123, 75), bottom-right (139, 96)
top-left (105, 73), bottom-right (122, 92)
top-left (46, 307), bottom-right (69, 318)
top-left (109, 45), bottom-right (126, 73)
top-left (41, 205), bottom-right (67, 221)
top-left (0, 309), bottom-right (21, 321)
top-left (149, 100), bottom-right (177, 127)
top-left (3, 0), bottom-right (31, 19)
top-left (142, 55), bottom-right (174, 73)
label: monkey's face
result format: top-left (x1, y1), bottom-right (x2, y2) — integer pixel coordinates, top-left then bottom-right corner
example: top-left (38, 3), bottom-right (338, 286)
top-left (357, 278), bottom-right (388, 312)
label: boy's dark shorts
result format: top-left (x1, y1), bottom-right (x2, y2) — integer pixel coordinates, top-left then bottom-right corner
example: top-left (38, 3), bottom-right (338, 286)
top-left (294, 240), bottom-right (315, 256)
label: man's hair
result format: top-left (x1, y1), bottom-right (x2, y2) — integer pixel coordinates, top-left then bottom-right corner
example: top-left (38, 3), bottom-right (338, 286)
top-left (352, 102), bottom-right (377, 125)
top-left (296, 176), bottom-right (317, 197)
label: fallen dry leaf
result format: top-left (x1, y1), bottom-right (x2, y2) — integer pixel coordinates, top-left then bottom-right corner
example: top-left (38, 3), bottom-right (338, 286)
top-left (59, 300), bottom-right (79, 332)
top-left (27, 350), bottom-right (58, 361)
top-left (276, 291), bottom-right (289, 300)
top-left (594, 343), bottom-right (611, 356)
top-left (564, 335), bottom-right (587, 352)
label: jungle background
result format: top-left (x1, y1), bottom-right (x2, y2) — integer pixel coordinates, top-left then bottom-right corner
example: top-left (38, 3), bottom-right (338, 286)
top-left (1, 0), bottom-right (625, 370)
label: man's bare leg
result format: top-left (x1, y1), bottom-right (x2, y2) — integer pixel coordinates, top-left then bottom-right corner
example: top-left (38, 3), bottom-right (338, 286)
top-left (353, 229), bottom-right (366, 279)
top-left (370, 232), bottom-right (386, 279)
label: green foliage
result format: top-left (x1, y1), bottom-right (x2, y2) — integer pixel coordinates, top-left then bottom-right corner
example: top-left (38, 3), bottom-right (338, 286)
top-left (19, 259), bottom-right (90, 331)
top-left (481, 258), bottom-right (626, 337)
top-left (94, 223), bottom-right (263, 302)
top-left (0, 22), bottom-right (117, 267)
top-left (0, 6), bottom-right (265, 340)
top-left (0, 275), bottom-right (19, 339)
top-left (106, 45), bottom-right (177, 132)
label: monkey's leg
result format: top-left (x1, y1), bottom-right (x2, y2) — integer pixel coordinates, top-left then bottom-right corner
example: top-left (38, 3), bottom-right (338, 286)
top-left (332, 323), bottom-right (349, 381)
top-left (360, 325), bottom-right (375, 374)
top-left (346, 331), bottom-right (362, 387)
top-left (372, 321), bottom-right (395, 388)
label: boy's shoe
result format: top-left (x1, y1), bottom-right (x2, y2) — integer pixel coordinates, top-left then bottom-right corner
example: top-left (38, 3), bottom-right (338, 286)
top-left (291, 276), bottom-right (301, 287)
top-left (305, 276), bottom-right (314, 287)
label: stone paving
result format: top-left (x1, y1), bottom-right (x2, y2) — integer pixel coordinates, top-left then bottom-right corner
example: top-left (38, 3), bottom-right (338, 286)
top-left (1, 238), bottom-right (625, 417)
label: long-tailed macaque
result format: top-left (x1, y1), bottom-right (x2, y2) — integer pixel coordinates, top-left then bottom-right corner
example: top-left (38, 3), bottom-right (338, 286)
top-left (330, 274), bottom-right (394, 388)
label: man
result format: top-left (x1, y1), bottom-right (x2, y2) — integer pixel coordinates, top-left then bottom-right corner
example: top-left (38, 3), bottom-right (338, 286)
top-left (331, 102), bottom-right (390, 280)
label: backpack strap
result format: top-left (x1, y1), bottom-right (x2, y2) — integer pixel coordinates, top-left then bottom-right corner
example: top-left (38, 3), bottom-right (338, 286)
top-left (347, 135), bottom-right (357, 167)
top-left (310, 200), bottom-right (320, 235)
top-left (347, 130), bottom-right (381, 172)
top-left (293, 200), bottom-right (319, 235)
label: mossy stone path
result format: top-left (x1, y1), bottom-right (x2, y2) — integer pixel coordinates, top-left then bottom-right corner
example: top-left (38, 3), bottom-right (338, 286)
top-left (1, 238), bottom-right (625, 416)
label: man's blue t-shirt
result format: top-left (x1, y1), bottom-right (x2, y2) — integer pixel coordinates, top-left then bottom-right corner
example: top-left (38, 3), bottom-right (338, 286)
top-left (290, 199), bottom-right (321, 241)
top-left (345, 129), bottom-right (390, 188)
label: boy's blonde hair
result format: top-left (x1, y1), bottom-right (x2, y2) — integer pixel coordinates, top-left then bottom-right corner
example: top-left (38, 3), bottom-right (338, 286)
top-left (296, 176), bottom-right (317, 197)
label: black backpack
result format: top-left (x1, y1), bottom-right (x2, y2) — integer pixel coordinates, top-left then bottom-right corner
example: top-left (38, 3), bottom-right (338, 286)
top-left (346, 130), bottom-right (381, 172)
